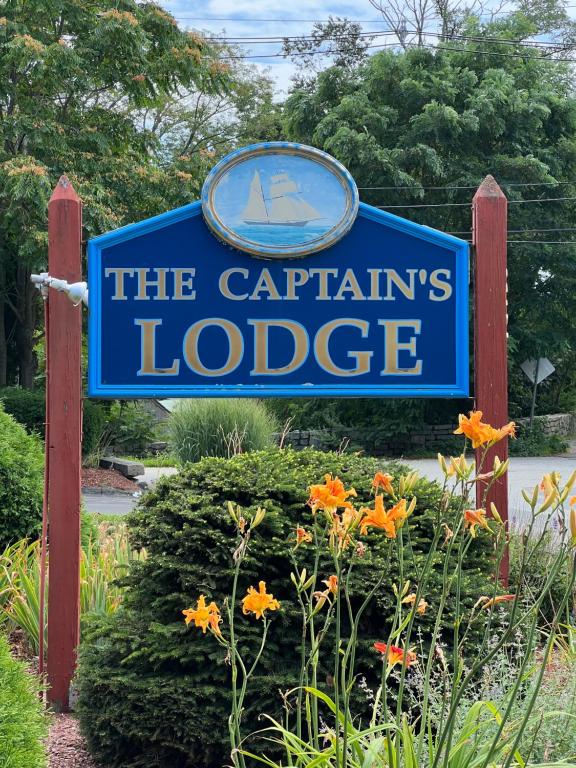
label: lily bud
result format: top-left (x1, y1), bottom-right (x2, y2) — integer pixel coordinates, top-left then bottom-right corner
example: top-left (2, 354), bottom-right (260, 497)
top-left (302, 574), bottom-right (315, 590)
top-left (493, 457), bottom-right (509, 480)
top-left (299, 568), bottom-right (308, 586)
top-left (538, 492), bottom-right (558, 514)
top-left (438, 453), bottom-right (448, 475)
top-left (490, 502), bottom-right (503, 525)
top-left (227, 500), bottom-right (238, 523)
top-left (564, 469), bottom-right (576, 494)
top-left (251, 506), bottom-right (266, 529)
top-left (570, 507), bottom-right (576, 543)
top-left (407, 497), bottom-right (417, 516)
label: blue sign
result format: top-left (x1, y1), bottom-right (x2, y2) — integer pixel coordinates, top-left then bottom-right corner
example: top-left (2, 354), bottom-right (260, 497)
top-left (201, 143), bottom-right (359, 259)
top-left (88, 144), bottom-right (468, 399)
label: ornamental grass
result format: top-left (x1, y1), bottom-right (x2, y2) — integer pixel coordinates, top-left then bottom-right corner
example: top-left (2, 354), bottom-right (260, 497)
top-left (182, 411), bottom-right (576, 768)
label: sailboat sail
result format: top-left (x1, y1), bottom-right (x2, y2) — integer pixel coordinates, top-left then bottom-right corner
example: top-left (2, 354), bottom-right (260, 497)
top-left (241, 172), bottom-right (268, 223)
top-left (243, 169), bottom-right (321, 226)
top-left (270, 173), bottom-right (299, 198)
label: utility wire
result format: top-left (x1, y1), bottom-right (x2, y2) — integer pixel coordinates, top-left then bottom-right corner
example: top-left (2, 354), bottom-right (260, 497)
top-left (218, 39), bottom-right (576, 61)
top-left (208, 30), bottom-right (569, 50)
top-left (358, 181), bottom-right (576, 190)
top-left (377, 196), bottom-right (576, 208)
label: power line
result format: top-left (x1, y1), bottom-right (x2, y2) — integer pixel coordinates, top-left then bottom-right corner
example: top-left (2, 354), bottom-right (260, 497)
top-left (376, 196), bottom-right (576, 208)
top-left (448, 227), bottom-right (576, 234)
top-left (210, 30), bottom-right (566, 49)
top-left (219, 41), bottom-right (576, 61)
top-left (358, 181), bottom-right (576, 190)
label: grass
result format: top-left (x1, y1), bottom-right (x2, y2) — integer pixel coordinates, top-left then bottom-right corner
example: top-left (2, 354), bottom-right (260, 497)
top-left (0, 634), bottom-right (47, 767)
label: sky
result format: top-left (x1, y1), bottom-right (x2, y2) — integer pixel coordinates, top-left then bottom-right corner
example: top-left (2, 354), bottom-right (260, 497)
top-left (160, 0), bottom-right (390, 95)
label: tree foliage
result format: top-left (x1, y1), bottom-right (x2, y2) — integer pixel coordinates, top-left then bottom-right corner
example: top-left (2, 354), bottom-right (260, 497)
top-left (0, 1), bottom-right (276, 388)
top-left (283, 12), bottom-right (576, 416)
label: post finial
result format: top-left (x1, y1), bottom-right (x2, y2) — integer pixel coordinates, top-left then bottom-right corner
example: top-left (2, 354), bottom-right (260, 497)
top-left (49, 175), bottom-right (80, 204)
top-left (473, 175), bottom-right (506, 201)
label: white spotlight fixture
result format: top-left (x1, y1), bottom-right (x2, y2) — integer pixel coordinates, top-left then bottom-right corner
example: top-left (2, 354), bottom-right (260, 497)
top-left (31, 273), bottom-right (89, 307)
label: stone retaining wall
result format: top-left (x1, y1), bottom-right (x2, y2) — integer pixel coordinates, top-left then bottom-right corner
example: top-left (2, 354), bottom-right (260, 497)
top-left (275, 412), bottom-right (574, 456)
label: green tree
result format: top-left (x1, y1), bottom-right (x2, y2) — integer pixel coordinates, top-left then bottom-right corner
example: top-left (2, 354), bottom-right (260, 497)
top-left (283, 11), bottom-right (576, 416)
top-left (0, 1), bottom-right (232, 387)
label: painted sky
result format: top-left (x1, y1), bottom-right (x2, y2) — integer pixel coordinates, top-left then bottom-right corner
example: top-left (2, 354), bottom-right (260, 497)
top-left (159, 0), bottom-right (388, 95)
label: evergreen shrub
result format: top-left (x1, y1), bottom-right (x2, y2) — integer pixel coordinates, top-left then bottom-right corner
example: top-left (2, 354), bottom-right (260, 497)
top-left (0, 404), bottom-right (43, 548)
top-left (0, 634), bottom-right (47, 767)
top-left (77, 448), bottom-right (494, 768)
top-left (168, 398), bottom-right (278, 463)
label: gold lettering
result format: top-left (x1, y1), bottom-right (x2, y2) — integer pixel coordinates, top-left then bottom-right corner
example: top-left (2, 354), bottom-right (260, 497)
top-left (284, 268), bottom-right (309, 300)
top-left (334, 268), bottom-right (366, 301)
top-left (314, 319), bottom-right (372, 376)
top-left (379, 320), bottom-right (422, 375)
top-left (135, 268), bottom-right (168, 301)
top-left (428, 269), bottom-right (452, 301)
top-left (219, 268), bottom-right (249, 301)
top-left (249, 268), bottom-right (281, 301)
top-left (183, 318), bottom-right (243, 376)
top-left (135, 319), bottom-right (179, 375)
top-left (367, 269), bottom-right (382, 300)
top-left (383, 269), bottom-right (417, 301)
top-left (171, 268), bottom-right (196, 300)
top-left (105, 267), bottom-right (135, 300)
top-left (249, 320), bottom-right (309, 375)
top-left (309, 268), bottom-right (338, 300)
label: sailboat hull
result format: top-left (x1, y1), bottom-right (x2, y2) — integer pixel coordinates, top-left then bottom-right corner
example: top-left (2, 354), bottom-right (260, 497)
top-left (244, 219), bottom-right (309, 227)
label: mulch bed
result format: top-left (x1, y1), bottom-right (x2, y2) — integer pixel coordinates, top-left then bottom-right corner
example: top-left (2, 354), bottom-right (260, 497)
top-left (48, 714), bottom-right (98, 768)
top-left (81, 467), bottom-right (138, 492)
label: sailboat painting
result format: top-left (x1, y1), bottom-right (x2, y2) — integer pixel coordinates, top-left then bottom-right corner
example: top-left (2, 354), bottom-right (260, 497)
top-left (242, 171), bottom-right (321, 228)
top-left (202, 143), bottom-right (359, 259)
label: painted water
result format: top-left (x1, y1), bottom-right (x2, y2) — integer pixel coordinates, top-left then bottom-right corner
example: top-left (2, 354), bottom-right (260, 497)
top-left (235, 223), bottom-right (331, 247)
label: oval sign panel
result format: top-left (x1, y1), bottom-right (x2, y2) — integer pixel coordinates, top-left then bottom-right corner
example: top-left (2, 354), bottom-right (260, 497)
top-left (201, 142), bottom-right (359, 259)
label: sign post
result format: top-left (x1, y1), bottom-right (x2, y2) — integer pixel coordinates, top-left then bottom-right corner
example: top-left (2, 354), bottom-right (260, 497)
top-left (47, 176), bottom-right (83, 709)
top-left (472, 176), bottom-right (509, 584)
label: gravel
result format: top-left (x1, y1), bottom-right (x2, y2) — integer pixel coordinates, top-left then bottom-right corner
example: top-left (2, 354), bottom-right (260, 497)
top-left (48, 714), bottom-right (98, 768)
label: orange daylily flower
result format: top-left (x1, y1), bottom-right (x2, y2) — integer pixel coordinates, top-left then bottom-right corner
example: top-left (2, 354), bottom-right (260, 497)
top-left (540, 472), bottom-right (561, 499)
top-left (372, 472), bottom-right (394, 494)
top-left (360, 496), bottom-right (409, 538)
top-left (402, 593), bottom-right (428, 615)
top-left (479, 594), bottom-right (515, 610)
top-left (374, 642), bottom-right (417, 667)
top-left (454, 410), bottom-right (516, 449)
top-left (242, 581), bottom-right (280, 619)
top-left (323, 575), bottom-right (338, 595)
top-left (295, 526), bottom-right (313, 546)
top-left (183, 595), bottom-right (222, 635)
top-left (308, 474), bottom-right (357, 513)
top-left (464, 508), bottom-right (490, 537)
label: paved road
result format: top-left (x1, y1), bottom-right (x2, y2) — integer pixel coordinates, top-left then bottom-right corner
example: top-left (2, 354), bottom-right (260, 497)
top-left (83, 457), bottom-right (575, 524)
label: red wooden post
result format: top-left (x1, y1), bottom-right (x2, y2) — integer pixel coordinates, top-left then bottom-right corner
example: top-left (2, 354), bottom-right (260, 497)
top-left (472, 176), bottom-right (509, 584)
top-left (47, 176), bottom-right (83, 709)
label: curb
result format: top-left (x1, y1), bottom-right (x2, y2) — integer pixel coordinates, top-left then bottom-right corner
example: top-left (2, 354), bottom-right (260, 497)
top-left (82, 486), bottom-right (138, 497)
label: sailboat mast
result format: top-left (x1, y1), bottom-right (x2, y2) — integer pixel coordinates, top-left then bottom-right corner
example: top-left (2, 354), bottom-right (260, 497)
top-left (258, 172), bottom-right (269, 220)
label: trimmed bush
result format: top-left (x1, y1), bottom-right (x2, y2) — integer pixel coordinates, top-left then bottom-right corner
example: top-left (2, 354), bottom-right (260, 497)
top-left (0, 404), bottom-right (43, 548)
top-left (77, 448), bottom-right (494, 768)
top-left (0, 634), bottom-right (47, 767)
top-left (168, 398), bottom-right (278, 463)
